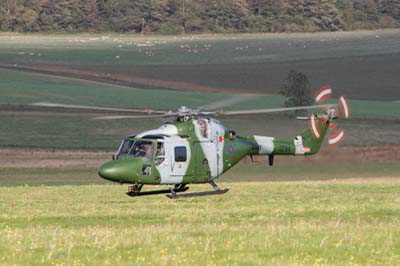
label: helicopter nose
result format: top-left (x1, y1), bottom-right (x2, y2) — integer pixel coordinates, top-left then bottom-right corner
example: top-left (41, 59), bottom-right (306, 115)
top-left (98, 160), bottom-right (139, 183)
top-left (98, 161), bottom-right (117, 181)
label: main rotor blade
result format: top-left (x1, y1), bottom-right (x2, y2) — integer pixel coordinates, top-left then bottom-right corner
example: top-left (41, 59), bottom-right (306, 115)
top-left (93, 114), bottom-right (169, 120)
top-left (218, 104), bottom-right (335, 115)
top-left (199, 94), bottom-right (259, 111)
top-left (30, 102), bottom-right (166, 114)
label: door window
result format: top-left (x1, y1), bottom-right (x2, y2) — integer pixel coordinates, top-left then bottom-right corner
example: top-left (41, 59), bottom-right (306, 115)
top-left (174, 146), bottom-right (187, 162)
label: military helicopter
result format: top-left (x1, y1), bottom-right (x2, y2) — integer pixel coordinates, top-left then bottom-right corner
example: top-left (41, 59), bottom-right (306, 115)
top-left (33, 86), bottom-right (350, 199)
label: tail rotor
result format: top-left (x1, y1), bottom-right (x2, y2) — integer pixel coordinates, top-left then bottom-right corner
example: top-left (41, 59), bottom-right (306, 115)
top-left (310, 85), bottom-right (351, 147)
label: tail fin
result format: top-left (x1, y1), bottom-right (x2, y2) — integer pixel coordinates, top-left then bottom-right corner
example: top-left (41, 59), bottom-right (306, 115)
top-left (300, 114), bottom-right (329, 155)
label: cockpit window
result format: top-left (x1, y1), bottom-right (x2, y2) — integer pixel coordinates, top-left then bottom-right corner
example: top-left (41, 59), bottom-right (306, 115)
top-left (197, 119), bottom-right (209, 138)
top-left (116, 139), bottom-right (134, 159)
top-left (120, 140), bottom-right (134, 153)
top-left (155, 142), bottom-right (165, 165)
top-left (129, 140), bottom-right (155, 160)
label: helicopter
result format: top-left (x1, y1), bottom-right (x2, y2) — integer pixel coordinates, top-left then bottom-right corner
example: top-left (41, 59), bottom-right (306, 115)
top-left (33, 86), bottom-right (350, 199)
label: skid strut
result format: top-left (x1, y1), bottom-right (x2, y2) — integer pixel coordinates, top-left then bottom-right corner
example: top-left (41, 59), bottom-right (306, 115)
top-left (166, 180), bottom-right (229, 199)
top-left (126, 184), bottom-right (189, 197)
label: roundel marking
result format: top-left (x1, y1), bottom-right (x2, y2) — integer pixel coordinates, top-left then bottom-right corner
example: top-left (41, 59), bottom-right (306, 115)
top-left (228, 146), bottom-right (234, 153)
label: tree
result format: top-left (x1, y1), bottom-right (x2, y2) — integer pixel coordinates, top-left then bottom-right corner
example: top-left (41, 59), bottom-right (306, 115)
top-left (279, 70), bottom-right (314, 108)
top-left (98, 0), bottom-right (151, 32)
top-left (0, 0), bottom-right (399, 33)
top-left (378, 0), bottom-right (400, 21)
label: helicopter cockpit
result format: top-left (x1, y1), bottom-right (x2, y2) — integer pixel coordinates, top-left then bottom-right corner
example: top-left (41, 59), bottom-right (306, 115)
top-left (129, 140), bottom-right (155, 160)
top-left (114, 136), bottom-right (165, 165)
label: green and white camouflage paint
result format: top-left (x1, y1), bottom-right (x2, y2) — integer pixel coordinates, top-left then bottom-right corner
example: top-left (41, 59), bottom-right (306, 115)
top-left (98, 115), bottom-right (329, 185)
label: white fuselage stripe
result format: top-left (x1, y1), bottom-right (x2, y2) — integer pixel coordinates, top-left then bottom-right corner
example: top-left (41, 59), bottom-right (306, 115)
top-left (193, 118), bottom-right (225, 178)
top-left (254, 136), bottom-right (274, 154)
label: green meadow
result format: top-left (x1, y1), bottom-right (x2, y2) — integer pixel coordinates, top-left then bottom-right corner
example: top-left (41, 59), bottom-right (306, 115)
top-left (1, 162), bottom-right (400, 186)
top-left (0, 182), bottom-right (399, 266)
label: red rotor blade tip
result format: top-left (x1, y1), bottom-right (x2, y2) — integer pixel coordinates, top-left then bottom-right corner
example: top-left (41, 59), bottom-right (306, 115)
top-left (329, 129), bottom-right (345, 146)
top-left (314, 85), bottom-right (332, 104)
top-left (339, 96), bottom-right (351, 118)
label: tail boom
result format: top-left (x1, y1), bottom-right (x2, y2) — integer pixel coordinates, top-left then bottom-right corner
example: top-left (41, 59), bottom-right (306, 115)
top-left (249, 115), bottom-right (329, 157)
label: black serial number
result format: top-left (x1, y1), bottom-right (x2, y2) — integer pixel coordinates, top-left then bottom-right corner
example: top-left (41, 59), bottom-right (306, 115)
top-left (279, 145), bottom-right (291, 153)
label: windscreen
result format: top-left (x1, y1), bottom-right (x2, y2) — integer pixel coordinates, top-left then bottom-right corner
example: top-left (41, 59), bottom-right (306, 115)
top-left (116, 139), bottom-right (134, 159)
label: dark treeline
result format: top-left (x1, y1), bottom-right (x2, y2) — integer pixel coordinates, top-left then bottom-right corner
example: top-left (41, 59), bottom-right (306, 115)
top-left (1, 0), bottom-right (399, 33)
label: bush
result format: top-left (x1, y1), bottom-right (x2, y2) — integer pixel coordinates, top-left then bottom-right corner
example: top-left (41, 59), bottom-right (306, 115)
top-left (280, 70), bottom-right (314, 108)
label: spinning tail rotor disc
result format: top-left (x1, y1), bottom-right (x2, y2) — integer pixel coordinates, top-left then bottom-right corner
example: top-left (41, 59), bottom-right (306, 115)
top-left (310, 85), bottom-right (351, 147)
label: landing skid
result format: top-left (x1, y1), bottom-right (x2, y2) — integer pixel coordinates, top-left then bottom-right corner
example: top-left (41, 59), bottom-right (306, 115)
top-left (126, 184), bottom-right (189, 197)
top-left (166, 180), bottom-right (229, 199)
top-left (166, 188), bottom-right (229, 199)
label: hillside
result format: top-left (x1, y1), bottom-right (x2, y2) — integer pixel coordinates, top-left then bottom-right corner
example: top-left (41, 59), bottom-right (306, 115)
top-left (1, 0), bottom-right (399, 33)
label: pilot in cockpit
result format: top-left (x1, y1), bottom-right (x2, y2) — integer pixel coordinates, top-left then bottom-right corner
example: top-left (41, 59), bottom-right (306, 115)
top-left (131, 141), bottom-right (153, 160)
top-left (155, 142), bottom-right (165, 164)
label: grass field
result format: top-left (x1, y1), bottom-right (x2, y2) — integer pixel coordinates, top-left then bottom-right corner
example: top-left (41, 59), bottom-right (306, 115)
top-left (0, 181), bottom-right (399, 265)
top-left (1, 31), bottom-right (398, 65)
top-left (1, 162), bottom-right (400, 186)
top-left (1, 155), bottom-right (399, 265)
top-left (0, 68), bottom-right (231, 109)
